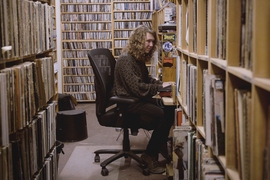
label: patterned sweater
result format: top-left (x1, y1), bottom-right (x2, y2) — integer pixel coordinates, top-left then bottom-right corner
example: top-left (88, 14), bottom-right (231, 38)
top-left (113, 53), bottom-right (163, 100)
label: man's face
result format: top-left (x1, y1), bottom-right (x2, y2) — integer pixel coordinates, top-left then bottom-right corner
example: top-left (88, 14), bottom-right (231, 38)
top-left (144, 32), bottom-right (155, 53)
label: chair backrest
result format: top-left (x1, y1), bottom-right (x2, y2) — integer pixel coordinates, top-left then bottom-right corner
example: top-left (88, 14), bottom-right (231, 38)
top-left (87, 49), bottom-right (116, 119)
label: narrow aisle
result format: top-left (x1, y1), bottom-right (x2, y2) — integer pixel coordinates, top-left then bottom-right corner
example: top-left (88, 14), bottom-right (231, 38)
top-left (57, 103), bottom-right (167, 180)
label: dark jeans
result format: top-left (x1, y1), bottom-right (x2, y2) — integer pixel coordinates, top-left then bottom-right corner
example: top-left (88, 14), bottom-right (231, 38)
top-left (127, 98), bottom-right (175, 157)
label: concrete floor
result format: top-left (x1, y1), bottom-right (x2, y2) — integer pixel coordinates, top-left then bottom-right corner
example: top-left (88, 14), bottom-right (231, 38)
top-left (57, 103), bottom-right (168, 180)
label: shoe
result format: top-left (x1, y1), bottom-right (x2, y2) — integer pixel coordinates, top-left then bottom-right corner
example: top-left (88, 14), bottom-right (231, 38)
top-left (141, 152), bottom-right (165, 174)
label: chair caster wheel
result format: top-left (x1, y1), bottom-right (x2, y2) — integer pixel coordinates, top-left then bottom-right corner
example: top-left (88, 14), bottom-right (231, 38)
top-left (143, 168), bottom-right (150, 176)
top-left (94, 154), bottom-right (100, 162)
top-left (101, 167), bottom-right (109, 176)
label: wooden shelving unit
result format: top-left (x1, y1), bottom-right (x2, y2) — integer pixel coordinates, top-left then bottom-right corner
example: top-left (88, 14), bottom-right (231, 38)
top-left (0, 0), bottom-right (59, 179)
top-left (172, 0), bottom-right (270, 179)
top-left (112, 0), bottom-right (152, 56)
top-left (50, 0), bottom-right (59, 95)
top-left (59, 0), bottom-right (112, 102)
top-left (152, 1), bottom-right (178, 81)
top-left (59, 0), bottom-right (155, 102)
top-left (113, 0), bottom-right (156, 76)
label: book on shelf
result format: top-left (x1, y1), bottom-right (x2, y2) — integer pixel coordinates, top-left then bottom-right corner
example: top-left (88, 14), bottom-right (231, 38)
top-left (1, 0), bottom-right (11, 59)
top-left (0, 73), bottom-right (9, 147)
top-left (18, 0), bottom-right (23, 57)
top-left (187, 132), bottom-right (196, 180)
top-left (45, 102), bottom-right (57, 153)
top-left (37, 109), bottom-right (48, 162)
top-left (35, 57), bottom-right (55, 107)
top-left (172, 126), bottom-right (195, 180)
top-left (205, 0), bottom-right (208, 55)
top-left (195, 138), bottom-right (203, 180)
top-left (176, 55), bottom-right (181, 97)
top-left (181, 59), bottom-right (187, 106)
top-left (177, 4), bottom-right (182, 47)
top-left (201, 157), bottom-right (224, 180)
top-left (0, 148), bottom-right (2, 179)
top-left (25, 62), bottom-right (37, 123)
top-left (175, 107), bottom-right (183, 126)
top-left (236, 89), bottom-right (247, 179)
top-left (29, 1), bottom-right (35, 55)
top-left (233, 88), bottom-right (241, 177)
top-left (23, 0), bottom-right (29, 55)
top-left (264, 106), bottom-right (270, 180)
top-left (11, 139), bottom-right (23, 180)
top-left (211, 78), bottom-right (225, 156)
top-left (191, 65), bottom-right (197, 124)
top-left (0, 1), bottom-right (3, 59)
top-left (12, 0), bottom-right (20, 58)
top-left (216, 0), bottom-right (227, 60)
top-left (203, 71), bottom-right (216, 146)
top-left (27, 120), bottom-right (35, 177)
top-left (186, 63), bottom-right (191, 115)
top-left (13, 64), bottom-right (26, 130)
top-left (185, 3), bottom-right (189, 47)
top-left (31, 116), bottom-right (40, 174)
top-left (1, 146), bottom-right (13, 180)
top-left (243, 89), bottom-right (251, 180)
top-left (0, 68), bottom-right (15, 133)
top-left (234, 88), bottom-right (251, 179)
top-left (193, 0), bottom-right (197, 53)
top-left (185, 64), bottom-right (196, 123)
top-left (240, 0), bottom-right (253, 70)
top-left (1, 0), bottom-right (54, 58)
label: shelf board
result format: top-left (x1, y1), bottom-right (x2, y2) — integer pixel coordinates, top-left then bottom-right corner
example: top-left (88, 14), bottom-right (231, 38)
top-left (210, 58), bottom-right (227, 70)
top-left (63, 83), bottom-right (93, 85)
top-left (63, 66), bottom-right (91, 68)
top-left (227, 66), bottom-right (253, 83)
top-left (4, 49), bottom-right (54, 63)
top-left (176, 46), bottom-right (182, 52)
top-left (177, 94), bottom-right (188, 117)
top-left (61, 39), bottom-right (112, 42)
top-left (114, 38), bottom-right (129, 40)
top-left (61, 21), bottom-right (112, 23)
top-left (62, 49), bottom-right (101, 51)
top-left (62, 91), bottom-right (95, 94)
top-left (113, 0), bottom-right (150, 3)
top-left (61, 2), bottom-right (111, 5)
top-left (61, 30), bottom-right (112, 32)
top-left (63, 74), bottom-right (92, 77)
top-left (198, 54), bottom-right (209, 61)
top-left (113, 10), bottom-right (151, 12)
top-left (217, 155), bottom-right (226, 171)
top-left (61, 12), bottom-right (111, 14)
top-left (114, 19), bottom-right (152, 22)
top-left (254, 77), bottom-right (270, 92)
top-left (62, 58), bottom-right (88, 60)
top-left (196, 126), bottom-right (205, 138)
top-left (189, 52), bottom-right (198, 59)
top-left (114, 29), bottom-right (133, 31)
top-left (181, 49), bottom-right (189, 56)
top-left (226, 167), bottom-right (241, 180)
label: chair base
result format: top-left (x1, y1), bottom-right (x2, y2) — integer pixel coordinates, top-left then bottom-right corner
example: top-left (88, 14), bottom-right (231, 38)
top-left (94, 148), bottom-right (150, 176)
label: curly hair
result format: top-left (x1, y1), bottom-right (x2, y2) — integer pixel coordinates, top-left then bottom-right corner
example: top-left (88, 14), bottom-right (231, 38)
top-left (122, 25), bottom-right (158, 62)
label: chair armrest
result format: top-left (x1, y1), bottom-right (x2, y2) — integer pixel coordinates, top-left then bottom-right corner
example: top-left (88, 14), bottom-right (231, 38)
top-left (110, 96), bottom-right (139, 127)
top-left (110, 96), bottom-right (139, 105)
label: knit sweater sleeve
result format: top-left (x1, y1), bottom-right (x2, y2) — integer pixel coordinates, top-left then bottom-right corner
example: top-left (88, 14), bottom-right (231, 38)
top-left (114, 55), bottom-right (162, 98)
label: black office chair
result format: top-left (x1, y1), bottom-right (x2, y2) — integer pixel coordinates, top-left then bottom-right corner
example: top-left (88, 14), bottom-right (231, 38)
top-left (87, 48), bottom-right (150, 176)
